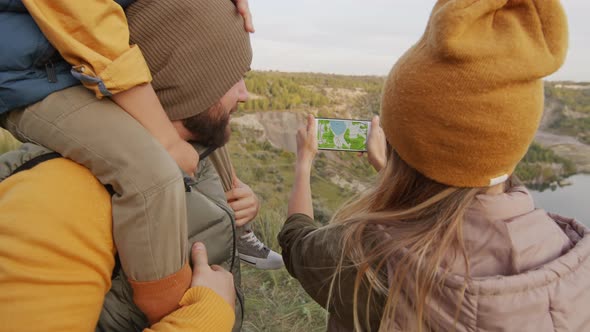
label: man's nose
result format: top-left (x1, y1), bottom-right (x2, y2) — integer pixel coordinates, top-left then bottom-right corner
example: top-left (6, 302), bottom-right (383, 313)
top-left (237, 79), bottom-right (249, 102)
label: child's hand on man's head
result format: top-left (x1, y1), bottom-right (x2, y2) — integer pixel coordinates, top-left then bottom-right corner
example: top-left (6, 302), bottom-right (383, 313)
top-left (234, 0), bottom-right (255, 33)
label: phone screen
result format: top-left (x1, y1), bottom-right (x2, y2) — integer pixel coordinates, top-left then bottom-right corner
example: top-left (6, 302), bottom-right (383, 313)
top-left (316, 118), bottom-right (371, 152)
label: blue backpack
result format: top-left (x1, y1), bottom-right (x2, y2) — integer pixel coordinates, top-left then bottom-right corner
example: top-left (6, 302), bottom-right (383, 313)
top-left (0, 0), bottom-right (135, 114)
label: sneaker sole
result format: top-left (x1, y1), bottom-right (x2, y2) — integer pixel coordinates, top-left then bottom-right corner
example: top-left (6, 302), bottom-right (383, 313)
top-left (239, 253), bottom-right (284, 270)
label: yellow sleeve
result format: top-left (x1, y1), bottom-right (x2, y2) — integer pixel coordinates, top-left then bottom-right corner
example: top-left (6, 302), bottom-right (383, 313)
top-left (144, 287), bottom-right (236, 332)
top-left (22, 0), bottom-right (152, 97)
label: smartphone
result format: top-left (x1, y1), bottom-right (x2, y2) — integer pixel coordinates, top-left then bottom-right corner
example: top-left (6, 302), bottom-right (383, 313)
top-left (316, 117), bottom-right (371, 152)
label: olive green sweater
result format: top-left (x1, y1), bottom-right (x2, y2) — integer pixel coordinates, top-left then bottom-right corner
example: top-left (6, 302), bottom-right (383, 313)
top-left (278, 213), bottom-right (385, 330)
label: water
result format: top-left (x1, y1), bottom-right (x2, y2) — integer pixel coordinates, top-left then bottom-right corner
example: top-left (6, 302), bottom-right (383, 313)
top-left (530, 174), bottom-right (590, 225)
top-left (330, 121), bottom-right (347, 136)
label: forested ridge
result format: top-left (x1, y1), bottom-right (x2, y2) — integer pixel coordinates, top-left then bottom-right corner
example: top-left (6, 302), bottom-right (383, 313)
top-left (236, 72), bottom-right (589, 189)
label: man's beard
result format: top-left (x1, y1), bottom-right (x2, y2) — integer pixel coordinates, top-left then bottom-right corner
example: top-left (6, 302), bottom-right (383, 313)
top-left (199, 112), bottom-right (231, 148)
top-left (183, 102), bottom-right (235, 148)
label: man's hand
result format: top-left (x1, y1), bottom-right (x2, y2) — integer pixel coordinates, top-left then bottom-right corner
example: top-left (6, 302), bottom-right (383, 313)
top-left (190, 242), bottom-right (235, 309)
top-left (226, 177), bottom-right (260, 227)
top-left (167, 139), bottom-right (199, 177)
top-left (234, 0), bottom-right (255, 33)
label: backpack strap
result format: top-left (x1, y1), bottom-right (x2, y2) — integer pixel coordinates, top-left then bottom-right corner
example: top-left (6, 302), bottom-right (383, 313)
top-left (10, 152), bottom-right (62, 177)
top-left (9, 151), bottom-right (116, 196)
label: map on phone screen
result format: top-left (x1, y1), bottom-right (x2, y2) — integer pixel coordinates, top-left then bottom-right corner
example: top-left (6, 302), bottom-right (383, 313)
top-left (316, 118), bottom-right (371, 152)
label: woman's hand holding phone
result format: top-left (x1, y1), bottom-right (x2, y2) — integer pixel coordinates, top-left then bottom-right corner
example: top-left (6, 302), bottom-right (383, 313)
top-left (296, 114), bottom-right (318, 168)
top-left (366, 116), bottom-right (387, 172)
top-left (288, 114), bottom-right (317, 218)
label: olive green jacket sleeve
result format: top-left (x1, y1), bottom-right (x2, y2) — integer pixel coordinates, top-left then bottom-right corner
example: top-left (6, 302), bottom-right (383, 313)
top-left (278, 213), bottom-right (385, 331)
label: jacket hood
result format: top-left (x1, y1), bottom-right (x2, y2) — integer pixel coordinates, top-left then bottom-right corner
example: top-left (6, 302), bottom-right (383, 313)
top-left (388, 187), bottom-right (590, 331)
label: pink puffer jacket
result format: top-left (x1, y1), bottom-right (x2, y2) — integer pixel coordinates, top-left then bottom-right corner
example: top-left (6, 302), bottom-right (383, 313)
top-left (397, 186), bottom-right (590, 331)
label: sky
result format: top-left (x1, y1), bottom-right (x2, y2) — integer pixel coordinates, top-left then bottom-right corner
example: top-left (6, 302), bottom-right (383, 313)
top-left (249, 0), bottom-right (590, 81)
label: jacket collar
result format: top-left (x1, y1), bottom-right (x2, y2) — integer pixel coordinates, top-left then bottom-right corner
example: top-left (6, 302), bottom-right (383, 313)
top-left (449, 186), bottom-right (573, 277)
top-left (467, 185), bottom-right (534, 222)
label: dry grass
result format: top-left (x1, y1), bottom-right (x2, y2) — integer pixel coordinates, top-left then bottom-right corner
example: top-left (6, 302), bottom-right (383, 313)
top-left (0, 129), bottom-right (21, 154)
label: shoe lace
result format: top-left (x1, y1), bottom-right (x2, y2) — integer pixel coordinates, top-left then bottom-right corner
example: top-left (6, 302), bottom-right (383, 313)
top-left (240, 231), bottom-right (265, 251)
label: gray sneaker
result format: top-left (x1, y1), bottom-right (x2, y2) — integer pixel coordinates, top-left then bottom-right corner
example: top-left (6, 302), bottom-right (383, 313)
top-left (238, 230), bottom-right (284, 270)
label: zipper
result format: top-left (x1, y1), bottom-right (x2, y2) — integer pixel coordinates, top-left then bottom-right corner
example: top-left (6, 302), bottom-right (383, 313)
top-left (186, 176), bottom-right (238, 272)
top-left (205, 191), bottom-right (237, 272)
top-left (183, 177), bottom-right (193, 192)
top-left (185, 162), bottom-right (242, 324)
top-left (212, 195), bottom-right (242, 327)
top-left (179, 173), bottom-right (244, 327)
top-left (45, 61), bottom-right (57, 83)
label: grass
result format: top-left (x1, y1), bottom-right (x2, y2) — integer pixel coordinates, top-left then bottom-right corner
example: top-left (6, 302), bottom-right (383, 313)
top-left (227, 127), bottom-right (364, 331)
top-left (240, 209), bottom-right (328, 332)
top-left (0, 129), bottom-right (21, 154)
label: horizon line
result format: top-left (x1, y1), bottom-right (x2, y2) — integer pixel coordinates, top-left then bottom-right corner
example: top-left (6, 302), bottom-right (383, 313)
top-left (249, 67), bottom-right (590, 83)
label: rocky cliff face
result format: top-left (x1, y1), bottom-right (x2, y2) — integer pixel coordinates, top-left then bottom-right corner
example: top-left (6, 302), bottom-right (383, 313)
top-left (535, 87), bottom-right (590, 173)
top-left (233, 107), bottom-right (590, 176)
top-left (230, 110), bottom-right (376, 195)
top-left (232, 111), bottom-right (307, 153)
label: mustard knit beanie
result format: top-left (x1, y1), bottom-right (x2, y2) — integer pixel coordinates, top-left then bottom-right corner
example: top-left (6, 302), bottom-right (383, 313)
top-left (126, 0), bottom-right (252, 121)
top-left (380, 0), bottom-right (569, 187)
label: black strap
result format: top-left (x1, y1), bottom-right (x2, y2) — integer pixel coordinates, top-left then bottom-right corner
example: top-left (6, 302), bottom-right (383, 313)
top-left (11, 152), bottom-right (62, 177)
top-left (199, 145), bottom-right (217, 161)
top-left (9, 152), bottom-right (117, 197)
top-left (111, 254), bottom-right (122, 280)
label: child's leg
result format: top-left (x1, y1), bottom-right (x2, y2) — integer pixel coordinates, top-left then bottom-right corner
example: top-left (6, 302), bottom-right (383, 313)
top-left (2, 86), bottom-right (189, 323)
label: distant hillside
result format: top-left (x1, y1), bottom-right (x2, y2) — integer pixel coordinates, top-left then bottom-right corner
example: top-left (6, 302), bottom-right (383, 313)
top-left (542, 82), bottom-right (590, 144)
top-left (242, 71), bottom-right (385, 119)
top-left (236, 71), bottom-right (589, 188)
top-left (534, 82), bottom-right (590, 182)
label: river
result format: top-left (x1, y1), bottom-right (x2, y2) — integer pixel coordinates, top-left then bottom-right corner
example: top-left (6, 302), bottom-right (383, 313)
top-left (530, 174), bottom-right (590, 225)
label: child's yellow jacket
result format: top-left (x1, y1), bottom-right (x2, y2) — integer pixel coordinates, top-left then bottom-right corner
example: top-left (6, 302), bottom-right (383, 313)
top-left (22, 0), bottom-right (152, 97)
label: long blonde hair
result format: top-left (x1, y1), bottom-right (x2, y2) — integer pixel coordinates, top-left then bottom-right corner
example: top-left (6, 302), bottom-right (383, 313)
top-left (327, 149), bottom-right (501, 331)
